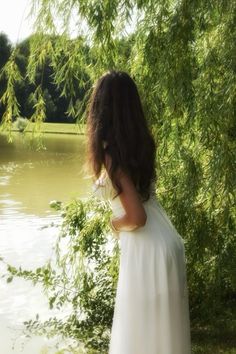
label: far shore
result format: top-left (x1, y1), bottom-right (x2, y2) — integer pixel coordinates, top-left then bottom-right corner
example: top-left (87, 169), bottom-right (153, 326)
top-left (12, 122), bottom-right (86, 135)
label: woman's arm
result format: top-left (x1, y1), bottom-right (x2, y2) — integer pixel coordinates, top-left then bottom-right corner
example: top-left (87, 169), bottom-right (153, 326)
top-left (111, 172), bottom-right (147, 231)
top-left (104, 154), bottom-right (147, 232)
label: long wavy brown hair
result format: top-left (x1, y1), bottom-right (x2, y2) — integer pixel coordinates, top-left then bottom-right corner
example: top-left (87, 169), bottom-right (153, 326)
top-left (86, 70), bottom-right (157, 202)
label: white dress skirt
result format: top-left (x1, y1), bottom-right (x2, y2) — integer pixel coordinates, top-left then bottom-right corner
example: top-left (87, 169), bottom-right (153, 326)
top-left (93, 174), bottom-right (191, 354)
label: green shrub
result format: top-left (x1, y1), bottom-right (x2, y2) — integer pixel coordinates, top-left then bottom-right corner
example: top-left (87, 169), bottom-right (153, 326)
top-left (14, 116), bottom-right (28, 132)
top-left (1, 197), bottom-right (119, 353)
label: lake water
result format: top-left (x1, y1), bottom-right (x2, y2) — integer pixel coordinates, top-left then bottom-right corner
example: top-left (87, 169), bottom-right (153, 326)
top-left (0, 133), bottom-right (92, 354)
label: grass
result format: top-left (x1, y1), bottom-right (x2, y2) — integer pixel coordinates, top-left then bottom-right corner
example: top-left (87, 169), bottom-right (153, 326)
top-left (191, 308), bottom-right (236, 354)
top-left (13, 121), bottom-right (85, 135)
top-left (191, 326), bottom-right (236, 353)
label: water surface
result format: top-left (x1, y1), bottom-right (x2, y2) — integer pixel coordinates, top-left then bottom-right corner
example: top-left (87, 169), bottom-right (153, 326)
top-left (0, 132), bottom-right (92, 353)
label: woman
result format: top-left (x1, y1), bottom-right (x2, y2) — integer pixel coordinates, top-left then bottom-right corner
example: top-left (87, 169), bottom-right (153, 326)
top-left (86, 70), bottom-right (191, 354)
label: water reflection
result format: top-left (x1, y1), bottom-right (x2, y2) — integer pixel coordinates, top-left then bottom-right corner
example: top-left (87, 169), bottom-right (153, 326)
top-left (0, 132), bottom-right (92, 353)
top-left (0, 133), bottom-right (91, 215)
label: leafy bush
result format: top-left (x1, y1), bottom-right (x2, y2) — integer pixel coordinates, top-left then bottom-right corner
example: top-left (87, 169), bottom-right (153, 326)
top-left (14, 116), bottom-right (28, 132)
top-left (2, 197), bottom-right (119, 354)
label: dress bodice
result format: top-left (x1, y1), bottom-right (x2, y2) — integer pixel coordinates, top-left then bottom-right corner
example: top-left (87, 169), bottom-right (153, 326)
top-left (92, 173), bottom-right (123, 218)
top-left (92, 172), bottom-right (157, 218)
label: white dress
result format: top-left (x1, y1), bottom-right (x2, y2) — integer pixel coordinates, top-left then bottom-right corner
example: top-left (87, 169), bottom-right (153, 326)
top-left (93, 173), bottom-right (191, 354)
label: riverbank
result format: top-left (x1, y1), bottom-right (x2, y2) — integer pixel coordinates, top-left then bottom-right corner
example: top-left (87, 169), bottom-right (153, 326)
top-left (12, 122), bottom-right (85, 135)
